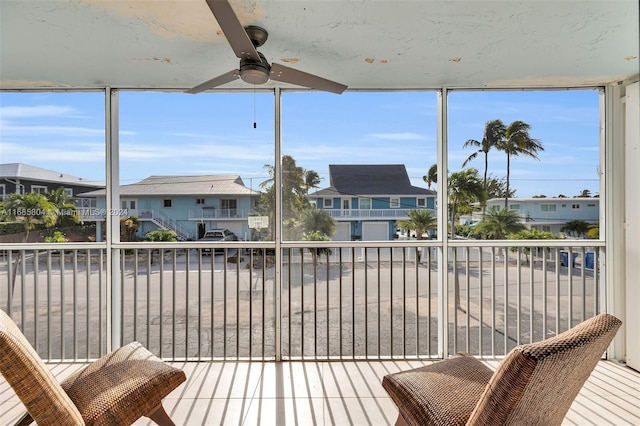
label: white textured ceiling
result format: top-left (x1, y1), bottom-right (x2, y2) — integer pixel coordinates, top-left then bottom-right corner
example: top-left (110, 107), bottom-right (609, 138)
top-left (0, 0), bottom-right (638, 91)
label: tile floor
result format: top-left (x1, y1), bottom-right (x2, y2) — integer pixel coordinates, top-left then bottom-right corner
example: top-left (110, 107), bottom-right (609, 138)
top-left (1, 359), bottom-right (639, 425)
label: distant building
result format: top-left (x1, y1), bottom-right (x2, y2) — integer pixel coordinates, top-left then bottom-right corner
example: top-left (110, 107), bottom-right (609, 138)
top-left (79, 175), bottom-right (261, 241)
top-left (307, 164), bottom-right (436, 241)
top-left (0, 162), bottom-right (104, 207)
top-left (484, 197), bottom-right (599, 235)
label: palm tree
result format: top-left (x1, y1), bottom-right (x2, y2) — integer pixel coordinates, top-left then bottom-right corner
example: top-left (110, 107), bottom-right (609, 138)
top-left (448, 168), bottom-right (484, 239)
top-left (476, 206), bottom-right (525, 239)
top-left (462, 120), bottom-right (506, 214)
top-left (303, 170), bottom-right (322, 193)
top-left (260, 155), bottom-right (319, 240)
top-left (300, 208), bottom-right (336, 238)
top-left (46, 187), bottom-right (78, 227)
top-left (423, 163), bottom-right (438, 189)
top-left (301, 209), bottom-right (335, 261)
top-left (496, 120), bottom-right (543, 208)
top-left (2, 192), bottom-right (58, 296)
top-left (561, 220), bottom-right (591, 238)
top-left (396, 209), bottom-right (437, 240)
top-left (2, 192), bottom-right (58, 242)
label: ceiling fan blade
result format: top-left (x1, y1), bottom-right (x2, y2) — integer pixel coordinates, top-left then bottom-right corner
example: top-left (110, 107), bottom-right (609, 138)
top-left (186, 69), bottom-right (239, 94)
top-left (270, 63), bottom-right (347, 94)
top-left (205, 0), bottom-right (261, 62)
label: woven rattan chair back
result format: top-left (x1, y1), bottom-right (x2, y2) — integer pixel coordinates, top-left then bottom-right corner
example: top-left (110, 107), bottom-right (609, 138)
top-left (0, 309), bottom-right (85, 425)
top-left (467, 313), bottom-right (622, 425)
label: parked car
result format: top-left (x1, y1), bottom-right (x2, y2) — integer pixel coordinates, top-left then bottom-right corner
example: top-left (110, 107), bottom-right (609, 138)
top-left (198, 228), bottom-right (238, 254)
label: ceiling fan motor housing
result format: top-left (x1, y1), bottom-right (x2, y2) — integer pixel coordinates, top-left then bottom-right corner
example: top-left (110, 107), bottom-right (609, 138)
top-left (239, 52), bottom-right (270, 84)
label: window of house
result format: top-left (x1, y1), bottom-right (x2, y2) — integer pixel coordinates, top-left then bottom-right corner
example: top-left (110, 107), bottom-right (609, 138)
top-left (510, 204), bottom-right (520, 210)
top-left (163, 199), bottom-right (172, 208)
top-left (121, 200), bottom-right (136, 210)
top-left (572, 204), bottom-right (581, 209)
top-left (359, 198), bottom-right (371, 209)
top-left (417, 198), bottom-right (426, 207)
top-left (323, 198), bottom-right (333, 208)
top-left (32, 185), bottom-right (47, 194)
top-left (196, 198), bottom-right (205, 204)
top-left (540, 204), bottom-right (556, 212)
top-left (0, 184), bottom-right (5, 201)
top-left (390, 197), bottom-right (400, 208)
top-left (221, 199), bottom-right (237, 217)
top-left (221, 199), bottom-right (237, 210)
top-left (542, 225), bottom-right (552, 232)
top-left (63, 188), bottom-right (73, 197)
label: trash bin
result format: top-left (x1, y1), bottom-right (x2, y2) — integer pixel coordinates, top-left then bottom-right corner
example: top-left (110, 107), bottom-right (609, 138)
top-left (561, 251), bottom-right (578, 267)
top-left (585, 251), bottom-right (594, 269)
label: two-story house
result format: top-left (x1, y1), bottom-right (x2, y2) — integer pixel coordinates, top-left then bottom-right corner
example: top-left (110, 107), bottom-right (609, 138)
top-left (79, 175), bottom-right (261, 241)
top-left (0, 163), bottom-right (104, 206)
top-left (307, 164), bottom-right (436, 241)
top-left (484, 197), bottom-right (599, 235)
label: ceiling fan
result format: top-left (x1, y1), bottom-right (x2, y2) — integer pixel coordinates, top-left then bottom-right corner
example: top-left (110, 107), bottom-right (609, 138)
top-left (187, 0), bottom-right (347, 95)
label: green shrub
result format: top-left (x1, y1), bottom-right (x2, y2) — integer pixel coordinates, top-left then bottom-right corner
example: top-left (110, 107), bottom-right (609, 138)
top-left (146, 229), bottom-right (178, 242)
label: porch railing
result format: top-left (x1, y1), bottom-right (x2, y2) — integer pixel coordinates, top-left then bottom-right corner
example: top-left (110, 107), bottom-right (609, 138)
top-left (324, 208), bottom-right (435, 220)
top-left (0, 240), bottom-right (604, 362)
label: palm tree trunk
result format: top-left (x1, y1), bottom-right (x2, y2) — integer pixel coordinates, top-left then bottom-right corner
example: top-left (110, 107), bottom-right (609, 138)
top-left (482, 153), bottom-right (489, 217)
top-left (504, 154), bottom-right (511, 209)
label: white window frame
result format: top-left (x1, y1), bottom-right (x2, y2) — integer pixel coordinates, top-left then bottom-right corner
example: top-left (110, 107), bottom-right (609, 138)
top-left (323, 198), bottom-right (333, 208)
top-left (359, 197), bottom-right (371, 209)
top-left (63, 188), bottom-right (73, 197)
top-left (417, 198), bottom-right (426, 207)
top-left (540, 203), bottom-right (556, 212)
top-left (572, 203), bottom-right (581, 209)
top-left (0, 184), bottom-right (5, 201)
top-left (32, 185), bottom-right (47, 194)
top-left (510, 204), bottom-right (520, 210)
top-left (390, 197), bottom-right (400, 208)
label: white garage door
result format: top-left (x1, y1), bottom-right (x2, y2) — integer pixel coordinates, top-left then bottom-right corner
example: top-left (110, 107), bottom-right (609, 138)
top-left (333, 222), bottom-right (351, 241)
top-left (362, 222), bottom-right (389, 241)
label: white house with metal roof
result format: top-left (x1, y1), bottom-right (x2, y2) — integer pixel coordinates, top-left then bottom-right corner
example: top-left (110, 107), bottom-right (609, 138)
top-left (308, 165), bottom-right (436, 241)
top-left (80, 175), bottom-right (261, 241)
top-left (483, 197), bottom-right (599, 235)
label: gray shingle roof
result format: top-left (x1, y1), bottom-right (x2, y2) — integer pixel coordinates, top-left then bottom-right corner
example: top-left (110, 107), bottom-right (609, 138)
top-left (79, 175), bottom-right (260, 197)
top-left (0, 163), bottom-right (104, 187)
top-left (311, 165), bottom-right (435, 197)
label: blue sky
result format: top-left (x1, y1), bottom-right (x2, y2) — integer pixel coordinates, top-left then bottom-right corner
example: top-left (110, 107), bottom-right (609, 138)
top-left (0, 89), bottom-right (600, 198)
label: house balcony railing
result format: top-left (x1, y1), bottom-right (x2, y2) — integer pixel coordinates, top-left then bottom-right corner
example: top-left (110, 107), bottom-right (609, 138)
top-left (0, 239), bottom-right (604, 363)
top-left (325, 207), bottom-right (435, 220)
top-left (188, 208), bottom-right (251, 220)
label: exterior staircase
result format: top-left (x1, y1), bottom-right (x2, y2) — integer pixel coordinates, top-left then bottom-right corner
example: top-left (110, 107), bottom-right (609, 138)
top-left (142, 210), bottom-right (191, 241)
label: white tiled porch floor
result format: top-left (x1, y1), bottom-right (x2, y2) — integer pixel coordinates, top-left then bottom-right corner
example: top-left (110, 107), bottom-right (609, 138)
top-left (2, 360), bottom-right (639, 425)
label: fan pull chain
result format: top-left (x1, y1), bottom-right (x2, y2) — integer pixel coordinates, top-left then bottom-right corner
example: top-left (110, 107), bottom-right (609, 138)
top-left (253, 86), bottom-right (257, 128)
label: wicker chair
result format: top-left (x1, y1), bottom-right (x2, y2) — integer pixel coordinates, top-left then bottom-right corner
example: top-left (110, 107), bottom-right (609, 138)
top-left (382, 313), bottom-right (622, 426)
top-left (0, 309), bottom-right (186, 426)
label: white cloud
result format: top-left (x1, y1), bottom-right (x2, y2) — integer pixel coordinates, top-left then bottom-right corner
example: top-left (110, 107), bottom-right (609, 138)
top-left (0, 124), bottom-right (105, 136)
top-left (367, 132), bottom-right (428, 141)
top-left (0, 142), bottom-right (105, 163)
top-left (0, 105), bottom-right (77, 118)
